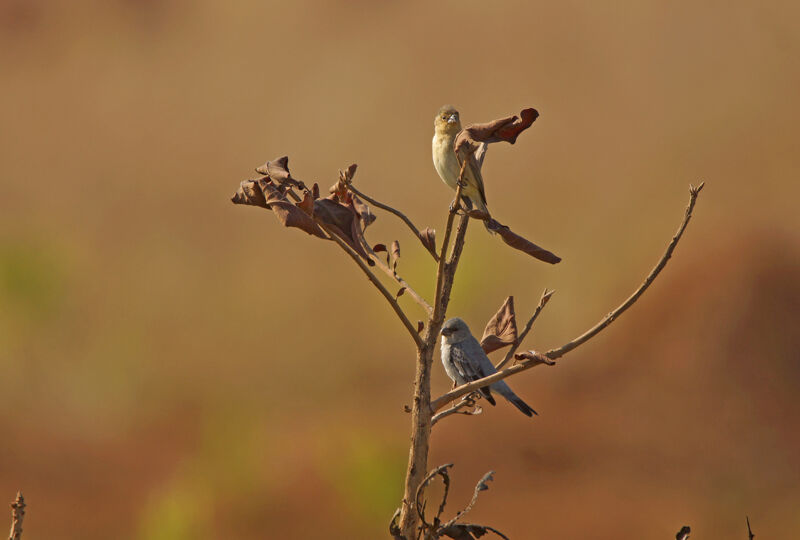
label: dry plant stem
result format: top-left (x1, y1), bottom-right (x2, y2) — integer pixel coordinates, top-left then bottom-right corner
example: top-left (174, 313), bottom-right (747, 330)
top-left (495, 288), bottom-right (554, 370)
top-left (8, 492), bottom-right (24, 540)
top-left (544, 182), bottom-right (704, 360)
top-left (430, 392), bottom-right (482, 426)
top-left (362, 241), bottom-right (433, 315)
top-left (398, 173), bottom-right (469, 539)
top-left (746, 516), bottom-right (754, 540)
top-left (430, 183), bottom-right (704, 412)
top-left (317, 221), bottom-right (424, 349)
top-left (347, 184), bottom-right (439, 262)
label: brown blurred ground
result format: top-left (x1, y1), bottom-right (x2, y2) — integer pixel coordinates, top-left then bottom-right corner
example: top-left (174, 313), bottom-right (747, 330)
top-left (1, 1), bottom-right (799, 538)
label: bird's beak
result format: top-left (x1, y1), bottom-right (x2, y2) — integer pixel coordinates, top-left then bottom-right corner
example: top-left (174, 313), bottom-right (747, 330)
top-left (441, 328), bottom-right (453, 336)
top-left (447, 113), bottom-right (458, 124)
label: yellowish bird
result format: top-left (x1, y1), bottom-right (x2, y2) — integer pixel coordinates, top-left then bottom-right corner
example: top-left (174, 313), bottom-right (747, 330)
top-left (432, 105), bottom-right (491, 223)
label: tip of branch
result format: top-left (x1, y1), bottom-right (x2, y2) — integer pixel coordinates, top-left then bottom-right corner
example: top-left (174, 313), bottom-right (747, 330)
top-left (541, 288), bottom-right (555, 305)
top-left (690, 181), bottom-right (705, 195)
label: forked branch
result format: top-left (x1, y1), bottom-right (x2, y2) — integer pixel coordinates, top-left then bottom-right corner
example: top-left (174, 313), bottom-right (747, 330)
top-left (317, 221), bottom-right (424, 348)
top-left (347, 184), bottom-right (439, 262)
top-left (495, 288), bottom-right (554, 370)
top-left (431, 183), bottom-right (705, 412)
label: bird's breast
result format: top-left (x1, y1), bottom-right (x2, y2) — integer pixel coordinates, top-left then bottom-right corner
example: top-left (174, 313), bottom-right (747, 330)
top-left (432, 134), bottom-right (460, 189)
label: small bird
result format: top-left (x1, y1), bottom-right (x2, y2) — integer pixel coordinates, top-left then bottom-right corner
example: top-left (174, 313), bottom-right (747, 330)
top-left (432, 105), bottom-right (491, 226)
top-left (440, 317), bottom-right (537, 417)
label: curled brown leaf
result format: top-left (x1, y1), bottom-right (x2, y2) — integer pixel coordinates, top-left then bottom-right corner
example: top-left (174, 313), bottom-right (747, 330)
top-left (419, 228), bottom-right (436, 254)
top-left (314, 197), bottom-right (374, 265)
top-left (256, 156), bottom-right (306, 190)
top-left (231, 179), bottom-right (268, 208)
top-left (454, 108), bottom-right (539, 156)
top-left (487, 219), bottom-right (561, 264)
top-left (391, 240), bottom-right (401, 272)
top-left (481, 296), bottom-right (518, 354)
top-left (260, 180), bottom-right (326, 238)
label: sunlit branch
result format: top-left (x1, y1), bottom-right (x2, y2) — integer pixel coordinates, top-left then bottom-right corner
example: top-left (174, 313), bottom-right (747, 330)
top-left (316, 221), bottom-right (424, 348)
top-left (495, 288), bottom-right (554, 370)
top-left (431, 183), bottom-right (705, 412)
top-left (347, 184), bottom-right (439, 262)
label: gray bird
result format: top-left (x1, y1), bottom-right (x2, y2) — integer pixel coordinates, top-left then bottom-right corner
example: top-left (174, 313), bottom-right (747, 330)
top-left (440, 317), bottom-right (537, 417)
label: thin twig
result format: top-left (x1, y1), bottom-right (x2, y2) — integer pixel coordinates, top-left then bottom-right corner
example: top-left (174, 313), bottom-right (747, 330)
top-left (8, 492), bottom-right (25, 540)
top-left (746, 516), bottom-right (754, 540)
top-left (495, 288), bottom-right (555, 370)
top-left (430, 183), bottom-right (704, 412)
top-left (432, 177), bottom-right (465, 324)
top-left (361, 240), bottom-right (433, 315)
top-left (544, 182), bottom-right (704, 360)
top-left (440, 470), bottom-right (495, 530)
top-left (415, 464), bottom-right (454, 530)
top-left (317, 221), bottom-right (424, 348)
top-left (347, 184), bottom-right (439, 262)
top-left (431, 392), bottom-right (483, 426)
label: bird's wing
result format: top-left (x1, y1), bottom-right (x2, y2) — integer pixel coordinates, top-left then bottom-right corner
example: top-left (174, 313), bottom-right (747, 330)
top-left (452, 341), bottom-right (496, 404)
top-left (450, 343), bottom-right (484, 382)
top-left (466, 156), bottom-right (488, 207)
top-left (463, 336), bottom-right (498, 378)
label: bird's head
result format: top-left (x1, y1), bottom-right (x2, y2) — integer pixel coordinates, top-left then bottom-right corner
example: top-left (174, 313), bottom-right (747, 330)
top-left (440, 317), bottom-right (471, 343)
top-left (434, 105), bottom-right (461, 135)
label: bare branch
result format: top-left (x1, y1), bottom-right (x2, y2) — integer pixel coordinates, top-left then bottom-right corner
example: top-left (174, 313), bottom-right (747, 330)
top-left (398, 162), bottom-right (472, 539)
top-left (316, 221), bottom-right (424, 348)
top-left (362, 240), bottom-right (433, 315)
top-left (676, 526), bottom-right (691, 540)
top-left (440, 470), bottom-right (495, 530)
top-left (415, 463), bottom-right (454, 530)
top-left (495, 288), bottom-right (554, 370)
top-left (8, 492), bottom-right (25, 540)
top-left (431, 183), bottom-right (704, 412)
top-left (545, 182), bottom-right (704, 360)
top-left (347, 183), bottom-right (439, 262)
top-left (746, 516), bottom-right (754, 540)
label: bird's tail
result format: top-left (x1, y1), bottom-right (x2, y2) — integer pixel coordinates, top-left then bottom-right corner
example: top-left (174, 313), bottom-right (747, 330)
top-left (471, 197), bottom-right (495, 234)
top-left (506, 394), bottom-right (536, 417)
top-left (493, 381), bottom-right (537, 417)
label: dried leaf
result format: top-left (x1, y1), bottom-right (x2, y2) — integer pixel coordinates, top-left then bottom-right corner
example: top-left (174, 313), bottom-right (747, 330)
top-left (396, 287), bottom-right (406, 299)
top-left (513, 350), bottom-right (556, 366)
top-left (352, 194), bottom-right (376, 229)
top-left (231, 179), bottom-right (268, 208)
top-left (260, 180), bottom-right (325, 238)
top-left (256, 156), bottom-right (306, 190)
top-left (454, 108), bottom-right (539, 157)
top-left (417, 320), bottom-right (424, 333)
top-left (341, 163), bottom-right (358, 183)
top-left (419, 228), bottom-right (436, 254)
top-left (465, 209), bottom-right (491, 221)
top-left (314, 197), bottom-right (374, 265)
top-left (390, 240), bottom-right (400, 272)
top-left (373, 244), bottom-right (388, 253)
top-left (481, 297), bottom-right (518, 354)
top-left (297, 189), bottom-right (315, 215)
top-left (487, 219), bottom-right (561, 264)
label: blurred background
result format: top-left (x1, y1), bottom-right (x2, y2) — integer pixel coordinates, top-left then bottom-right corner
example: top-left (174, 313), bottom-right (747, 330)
top-left (1, 1), bottom-right (799, 538)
